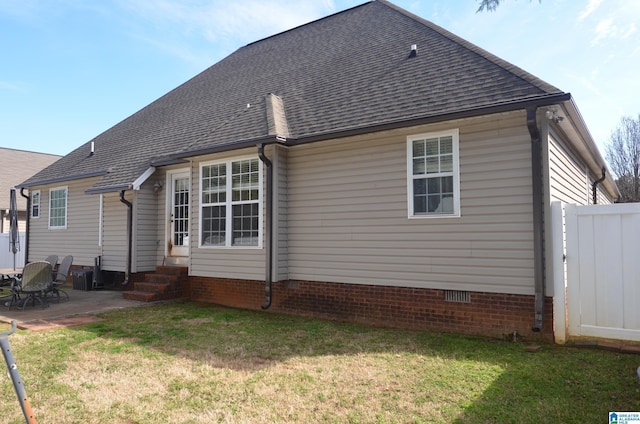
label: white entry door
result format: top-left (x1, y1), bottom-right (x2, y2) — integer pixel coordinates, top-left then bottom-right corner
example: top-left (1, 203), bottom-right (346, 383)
top-left (169, 171), bottom-right (190, 257)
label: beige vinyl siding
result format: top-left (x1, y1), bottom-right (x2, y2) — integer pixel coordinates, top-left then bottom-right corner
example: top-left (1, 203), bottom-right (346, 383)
top-left (287, 111), bottom-right (536, 295)
top-left (548, 133), bottom-right (590, 205)
top-left (100, 192), bottom-right (128, 272)
top-left (28, 178), bottom-right (101, 267)
top-left (190, 148), bottom-right (265, 280)
top-left (133, 181), bottom-right (161, 272)
top-left (154, 168), bottom-right (170, 264)
top-left (274, 145), bottom-right (289, 281)
top-left (153, 167), bottom-right (175, 262)
top-left (544, 129), bottom-right (614, 296)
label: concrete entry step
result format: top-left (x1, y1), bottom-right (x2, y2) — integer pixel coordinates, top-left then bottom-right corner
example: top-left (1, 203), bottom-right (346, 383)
top-left (164, 256), bottom-right (188, 266)
top-left (122, 266), bottom-right (188, 303)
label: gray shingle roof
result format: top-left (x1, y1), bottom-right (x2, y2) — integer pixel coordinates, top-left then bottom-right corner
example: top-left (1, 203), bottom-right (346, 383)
top-left (20, 0), bottom-right (566, 192)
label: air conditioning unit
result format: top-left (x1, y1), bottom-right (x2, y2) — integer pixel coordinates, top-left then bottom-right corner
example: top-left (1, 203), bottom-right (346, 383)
top-left (72, 269), bottom-right (93, 291)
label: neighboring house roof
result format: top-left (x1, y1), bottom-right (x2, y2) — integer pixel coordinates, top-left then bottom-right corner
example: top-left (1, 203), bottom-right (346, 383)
top-left (20, 0), bottom-right (602, 194)
top-left (0, 147), bottom-right (62, 210)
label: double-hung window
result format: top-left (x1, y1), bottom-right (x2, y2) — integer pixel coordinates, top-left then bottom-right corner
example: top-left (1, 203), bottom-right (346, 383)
top-left (49, 187), bottom-right (68, 229)
top-left (200, 157), bottom-right (261, 247)
top-left (31, 190), bottom-right (40, 218)
top-left (408, 129), bottom-right (460, 217)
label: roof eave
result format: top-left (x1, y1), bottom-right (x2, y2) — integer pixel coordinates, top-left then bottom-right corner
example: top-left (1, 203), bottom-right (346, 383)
top-left (148, 157), bottom-right (190, 167)
top-left (167, 135), bottom-right (285, 161)
top-left (289, 93), bottom-right (572, 146)
top-left (558, 98), bottom-right (620, 198)
top-left (85, 183), bottom-right (133, 195)
top-left (17, 169), bottom-right (109, 189)
top-left (154, 95), bottom-right (572, 160)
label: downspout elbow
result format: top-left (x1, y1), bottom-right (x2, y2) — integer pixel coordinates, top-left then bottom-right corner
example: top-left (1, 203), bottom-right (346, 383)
top-left (119, 190), bottom-right (133, 285)
top-left (258, 144), bottom-right (273, 310)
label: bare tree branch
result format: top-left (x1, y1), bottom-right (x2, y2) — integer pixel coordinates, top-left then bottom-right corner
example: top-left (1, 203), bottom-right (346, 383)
top-left (477, 0), bottom-right (502, 12)
top-left (476, 0), bottom-right (541, 13)
top-left (606, 114), bottom-right (640, 202)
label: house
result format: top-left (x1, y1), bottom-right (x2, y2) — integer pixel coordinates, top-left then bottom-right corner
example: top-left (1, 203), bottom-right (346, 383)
top-left (0, 147), bottom-right (61, 268)
top-left (18, 1), bottom-right (618, 340)
top-left (0, 147), bottom-right (62, 233)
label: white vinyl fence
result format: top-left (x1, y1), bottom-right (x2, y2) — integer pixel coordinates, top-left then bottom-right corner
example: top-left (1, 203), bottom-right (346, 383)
top-left (0, 232), bottom-right (25, 269)
top-left (553, 202), bottom-right (640, 343)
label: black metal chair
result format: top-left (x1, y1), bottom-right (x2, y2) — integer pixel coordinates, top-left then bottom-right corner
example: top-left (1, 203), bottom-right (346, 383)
top-left (46, 255), bottom-right (73, 302)
top-left (44, 255), bottom-right (58, 269)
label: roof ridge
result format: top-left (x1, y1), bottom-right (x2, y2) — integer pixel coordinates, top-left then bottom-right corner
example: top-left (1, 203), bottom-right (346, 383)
top-left (242, 1), bottom-right (374, 50)
top-left (377, 0), bottom-right (562, 95)
top-left (0, 146), bottom-right (62, 157)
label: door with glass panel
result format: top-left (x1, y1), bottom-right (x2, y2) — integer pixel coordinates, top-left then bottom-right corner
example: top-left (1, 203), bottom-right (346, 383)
top-left (169, 171), bottom-right (190, 257)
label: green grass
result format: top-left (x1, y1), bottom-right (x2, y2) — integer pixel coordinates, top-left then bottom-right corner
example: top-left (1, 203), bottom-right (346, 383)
top-left (0, 301), bottom-right (639, 423)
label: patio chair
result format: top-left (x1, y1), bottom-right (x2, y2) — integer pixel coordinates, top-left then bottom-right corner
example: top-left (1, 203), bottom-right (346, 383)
top-left (12, 261), bottom-right (52, 310)
top-left (46, 255), bottom-right (73, 302)
top-left (44, 255), bottom-right (58, 270)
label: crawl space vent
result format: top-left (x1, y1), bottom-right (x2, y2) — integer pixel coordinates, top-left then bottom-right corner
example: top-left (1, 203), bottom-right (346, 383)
top-left (444, 290), bottom-right (471, 303)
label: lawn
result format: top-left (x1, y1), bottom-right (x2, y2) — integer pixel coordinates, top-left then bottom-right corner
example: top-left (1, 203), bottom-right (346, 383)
top-left (0, 301), bottom-right (638, 423)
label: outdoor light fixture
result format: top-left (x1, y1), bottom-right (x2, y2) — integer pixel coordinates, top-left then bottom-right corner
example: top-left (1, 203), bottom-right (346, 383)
top-left (153, 180), bottom-right (163, 193)
top-left (545, 109), bottom-right (564, 123)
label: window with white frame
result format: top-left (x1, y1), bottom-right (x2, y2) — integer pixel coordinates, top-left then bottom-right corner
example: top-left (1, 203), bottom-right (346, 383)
top-left (200, 157), bottom-right (261, 247)
top-left (31, 190), bottom-right (40, 218)
top-left (408, 129), bottom-right (460, 217)
top-left (49, 187), bottom-right (67, 228)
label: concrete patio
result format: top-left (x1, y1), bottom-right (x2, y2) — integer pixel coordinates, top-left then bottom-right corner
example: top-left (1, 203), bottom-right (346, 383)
top-left (0, 288), bottom-right (149, 331)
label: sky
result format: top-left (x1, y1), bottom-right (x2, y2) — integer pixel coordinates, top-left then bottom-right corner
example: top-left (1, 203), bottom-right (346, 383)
top-left (1, 0), bottom-right (638, 158)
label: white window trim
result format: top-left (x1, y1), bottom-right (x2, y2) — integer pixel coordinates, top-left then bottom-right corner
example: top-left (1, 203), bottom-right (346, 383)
top-left (48, 186), bottom-right (68, 229)
top-left (407, 129), bottom-right (461, 218)
top-left (199, 155), bottom-right (263, 249)
top-left (31, 190), bottom-right (40, 218)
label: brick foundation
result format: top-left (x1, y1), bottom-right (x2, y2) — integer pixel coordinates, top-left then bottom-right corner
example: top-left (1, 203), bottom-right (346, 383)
top-left (188, 277), bottom-right (554, 341)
